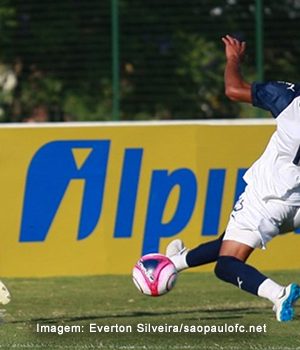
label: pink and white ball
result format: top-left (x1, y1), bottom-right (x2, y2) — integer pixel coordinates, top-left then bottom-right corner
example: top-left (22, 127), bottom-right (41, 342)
top-left (132, 253), bottom-right (178, 296)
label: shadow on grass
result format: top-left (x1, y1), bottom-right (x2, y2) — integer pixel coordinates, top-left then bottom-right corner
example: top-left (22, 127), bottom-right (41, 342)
top-left (7, 305), bottom-right (273, 324)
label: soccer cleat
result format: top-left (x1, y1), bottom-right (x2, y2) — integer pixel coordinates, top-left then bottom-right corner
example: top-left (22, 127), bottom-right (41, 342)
top-left (166, 239), bottom-right (189, 272)
top-left (166, 239), bottom-right (185, 258)
top-left (0, 281), bottom-right (10, 305)
top-left (273, 283), bottom-right (300, 322)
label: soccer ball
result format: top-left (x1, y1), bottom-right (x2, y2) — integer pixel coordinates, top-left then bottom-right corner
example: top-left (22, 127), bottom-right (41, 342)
top-left (132, 253), bottom-right (178, 296)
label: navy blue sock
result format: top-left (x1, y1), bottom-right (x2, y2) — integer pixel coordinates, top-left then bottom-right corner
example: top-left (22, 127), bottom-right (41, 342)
top-left (186, 233), bottom-right (224, 267)
top-left (215, 256), bottom-right (267, 296)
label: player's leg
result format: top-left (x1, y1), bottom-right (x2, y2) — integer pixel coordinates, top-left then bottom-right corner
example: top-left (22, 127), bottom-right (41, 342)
top-left (216, 239), bottom-right (276, 299)
top-left (214, 186), bottom-right (299, 315)
top-left (215, 238), bottom-right (300, 322)
top-left (166, 232), bottom-right (225, 271)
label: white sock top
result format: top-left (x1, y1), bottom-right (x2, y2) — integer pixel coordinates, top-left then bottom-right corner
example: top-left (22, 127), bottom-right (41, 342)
top-left (257, 278), bottom-right (284, 304)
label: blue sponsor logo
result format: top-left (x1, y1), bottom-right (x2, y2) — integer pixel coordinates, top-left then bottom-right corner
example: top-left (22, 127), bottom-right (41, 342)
top-left (23, 140), bottom-right (298, 256)
top-left (20, 140), bottom-right (110, 242)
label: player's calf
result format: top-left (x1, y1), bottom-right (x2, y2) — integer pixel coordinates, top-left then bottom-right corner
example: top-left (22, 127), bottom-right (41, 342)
top-left (214, 256), bottom-right (267, 295)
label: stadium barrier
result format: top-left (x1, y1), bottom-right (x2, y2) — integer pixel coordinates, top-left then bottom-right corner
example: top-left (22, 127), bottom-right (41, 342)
top-left (1, 120), bottom-right (299, 277)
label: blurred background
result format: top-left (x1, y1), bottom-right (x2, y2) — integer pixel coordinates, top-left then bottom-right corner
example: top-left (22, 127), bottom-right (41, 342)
top-left (0, 0), bottom-right (299, 122)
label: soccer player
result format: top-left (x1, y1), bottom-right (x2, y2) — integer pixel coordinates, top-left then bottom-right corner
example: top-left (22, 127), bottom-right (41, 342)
top-left (166, 35), bottom-right (300, 322)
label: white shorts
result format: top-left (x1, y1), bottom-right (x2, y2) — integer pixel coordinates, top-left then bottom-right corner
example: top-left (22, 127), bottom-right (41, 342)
top-left (224, 185), bottom-right (300, 249)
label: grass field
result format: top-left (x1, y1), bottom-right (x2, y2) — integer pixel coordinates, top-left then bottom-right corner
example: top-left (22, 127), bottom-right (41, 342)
top-left (0, 271), bottom-right (299, 350)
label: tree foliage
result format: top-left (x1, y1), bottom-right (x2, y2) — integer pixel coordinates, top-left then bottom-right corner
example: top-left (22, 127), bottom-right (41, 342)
top-left (0, 0), bottom-right (299, 121)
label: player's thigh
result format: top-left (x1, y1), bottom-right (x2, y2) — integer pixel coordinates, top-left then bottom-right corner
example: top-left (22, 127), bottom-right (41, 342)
top-left (224, 189), bottom-right (268, 250)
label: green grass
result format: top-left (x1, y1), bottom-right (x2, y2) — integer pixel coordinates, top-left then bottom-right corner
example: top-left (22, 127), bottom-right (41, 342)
top-left (0, 271), bottom-right (300, 349)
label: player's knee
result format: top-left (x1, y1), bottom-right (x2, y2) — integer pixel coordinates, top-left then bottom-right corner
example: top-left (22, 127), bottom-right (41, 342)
top-left (214, 256), bottom-right (236, 281)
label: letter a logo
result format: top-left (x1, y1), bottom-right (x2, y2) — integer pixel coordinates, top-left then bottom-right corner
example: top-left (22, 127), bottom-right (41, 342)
top-left (20, 140), bottom-right (110, 242)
